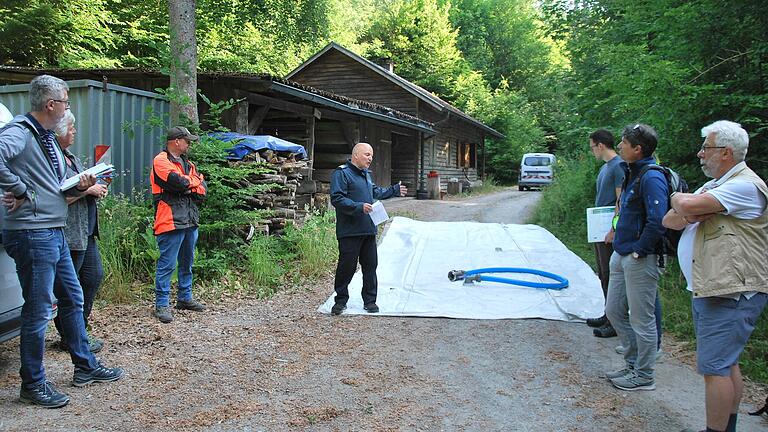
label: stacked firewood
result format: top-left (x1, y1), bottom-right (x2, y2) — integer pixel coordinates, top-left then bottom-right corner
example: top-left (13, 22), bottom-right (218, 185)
top-left (231, 150), bottom-right (319, 235)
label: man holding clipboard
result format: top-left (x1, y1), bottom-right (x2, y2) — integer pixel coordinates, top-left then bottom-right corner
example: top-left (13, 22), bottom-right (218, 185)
top-left (587, 129), bottom-right (623, 338)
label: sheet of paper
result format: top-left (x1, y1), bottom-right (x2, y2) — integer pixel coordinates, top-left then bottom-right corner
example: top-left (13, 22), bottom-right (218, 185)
top-left (370, 200), bottom-right (389, 226)
top-left (59, 162), bottom-right (115, 191)
top-left (586, 206), bottom-right (615, 243)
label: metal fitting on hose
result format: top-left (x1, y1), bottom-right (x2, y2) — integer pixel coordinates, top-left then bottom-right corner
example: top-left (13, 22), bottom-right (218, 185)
top-left (447, 270), bottom-right (465, 282)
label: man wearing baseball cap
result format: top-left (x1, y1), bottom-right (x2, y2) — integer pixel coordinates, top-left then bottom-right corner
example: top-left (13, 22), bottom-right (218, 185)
top-left (149, 126), bottom-right (207, 323)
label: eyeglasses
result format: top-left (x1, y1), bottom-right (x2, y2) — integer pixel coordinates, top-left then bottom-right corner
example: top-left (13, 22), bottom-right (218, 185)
top-left (50, 99), bottom-right (71, 108)
top-left (699, 144), bottom-right (726, 152)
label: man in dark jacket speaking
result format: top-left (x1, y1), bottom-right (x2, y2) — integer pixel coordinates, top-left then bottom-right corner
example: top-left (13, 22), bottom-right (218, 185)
top-left (330, 142), bottom-right (407, 315)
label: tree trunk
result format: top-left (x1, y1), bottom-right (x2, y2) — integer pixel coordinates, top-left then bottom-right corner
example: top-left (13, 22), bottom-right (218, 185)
top-left (168, 0), bottom-right (198, 125)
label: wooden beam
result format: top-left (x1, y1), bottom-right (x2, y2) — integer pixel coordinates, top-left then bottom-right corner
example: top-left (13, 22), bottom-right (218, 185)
top-left (248, 104), bottom-right (270, 134)
top-left (307, 115), bottom-right (316, 166)
top-left (235, 101), bottom-right (248, 133)
top-left (342, 121), bottom-right (358, 150)
top-left (235, 90), bottom-right (314, 117)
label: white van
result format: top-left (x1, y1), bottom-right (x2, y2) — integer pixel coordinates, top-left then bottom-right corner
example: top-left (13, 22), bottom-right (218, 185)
top-left (518, 152), bottom-right (556, 191)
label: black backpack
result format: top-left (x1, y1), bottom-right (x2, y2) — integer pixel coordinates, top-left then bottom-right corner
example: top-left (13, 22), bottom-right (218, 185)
top-left (625, 164), bottom-right (689, 267)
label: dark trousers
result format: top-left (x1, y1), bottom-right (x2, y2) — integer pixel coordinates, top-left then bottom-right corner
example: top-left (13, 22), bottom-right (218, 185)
top-left (334, 235), bottom-right (378, 306)
top-left (593, 241), bottom-right (613, 300)
top-left (54, 235), bottom-right (104, 340)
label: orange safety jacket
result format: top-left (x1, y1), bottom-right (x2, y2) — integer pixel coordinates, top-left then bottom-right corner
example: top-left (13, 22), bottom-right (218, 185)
top-left (150, 149), bottom-right (207, 235)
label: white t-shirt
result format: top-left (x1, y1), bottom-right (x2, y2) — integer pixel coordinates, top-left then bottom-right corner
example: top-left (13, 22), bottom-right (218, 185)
top-left (677, 162), bottom-right (767, 298)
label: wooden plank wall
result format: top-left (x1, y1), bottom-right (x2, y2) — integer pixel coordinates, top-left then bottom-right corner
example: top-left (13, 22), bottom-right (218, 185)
top-left (290, 50), bottom-right (419, 116)
top-left (419, 107), bottom-right (483, 192)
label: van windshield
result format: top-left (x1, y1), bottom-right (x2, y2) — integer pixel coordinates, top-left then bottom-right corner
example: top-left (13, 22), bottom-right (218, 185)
top-left (524, 156), bottom-right (552, 167)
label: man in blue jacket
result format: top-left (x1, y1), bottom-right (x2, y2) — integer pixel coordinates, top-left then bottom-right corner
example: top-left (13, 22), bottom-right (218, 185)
top-left (330, 142), bottom-right (406, 315)
top-left (604, 124), bottom-right (669, 391)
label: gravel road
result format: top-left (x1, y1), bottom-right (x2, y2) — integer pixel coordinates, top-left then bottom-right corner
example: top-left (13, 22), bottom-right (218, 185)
top-left (1, 188), bottom-right (766, 431)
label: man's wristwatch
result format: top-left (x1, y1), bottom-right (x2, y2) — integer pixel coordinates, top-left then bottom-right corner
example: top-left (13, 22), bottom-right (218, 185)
top-left (632, 252), bottom-right (640, 259)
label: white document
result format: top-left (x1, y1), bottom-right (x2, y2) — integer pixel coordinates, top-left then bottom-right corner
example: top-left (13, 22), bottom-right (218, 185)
top-left (586, 206), bottom-right (616, 243)
top-left (369, 200), bottom-right (389, 226)
top-left (60, 163), bottom-right (115, 191)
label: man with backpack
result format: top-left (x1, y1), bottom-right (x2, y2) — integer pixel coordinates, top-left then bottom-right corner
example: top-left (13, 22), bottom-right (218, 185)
top-left (663, 121), bottom-right (767, 432)
top-left (604, 123), bottom-right (669, 391)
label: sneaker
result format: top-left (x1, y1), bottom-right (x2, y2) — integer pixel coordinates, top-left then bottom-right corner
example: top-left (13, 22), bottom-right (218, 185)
top-left (331, 303), bottom-right (346, 316)
top-left (586, 315), bottom-right (608, 328)
top-left (73, 362), bottom-right (124, 387)
top-left (611, 371), bottom-right (656, 391)
top-left (19, 380), bottom-right (70, 408)
top-left (88, 335), bottom-right (104, 354)
top-left (363, 303), bottom-right (380, 313)
top-left (593, 322), bottom-right (617, 338)
top-left (154, 306), bottom-right (173, 323)
top-left (175, 298), bottom-right (205, 312)
top-left (605, 366), bottom-right (634, 380)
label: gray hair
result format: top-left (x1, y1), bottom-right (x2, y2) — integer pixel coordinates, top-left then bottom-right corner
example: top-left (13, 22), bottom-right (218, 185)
top-left (701, 120), bottom-right (749, 162)
top-left (29, 75), bottom-right (68, 112)
top-left (54, 110), bottom-right (75, 137)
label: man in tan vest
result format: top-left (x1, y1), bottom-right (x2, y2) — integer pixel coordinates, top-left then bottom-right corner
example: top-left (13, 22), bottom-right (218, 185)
top-left (663, 120), bottom-right (768, 432)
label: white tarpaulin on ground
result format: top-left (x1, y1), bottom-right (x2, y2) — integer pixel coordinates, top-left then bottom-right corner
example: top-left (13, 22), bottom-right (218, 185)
top-left (318, 217), bottom-right (605, 321)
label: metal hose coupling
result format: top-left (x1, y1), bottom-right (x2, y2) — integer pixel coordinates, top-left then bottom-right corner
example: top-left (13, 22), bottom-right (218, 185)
top-left (447, 270), bottom-right (465, 282)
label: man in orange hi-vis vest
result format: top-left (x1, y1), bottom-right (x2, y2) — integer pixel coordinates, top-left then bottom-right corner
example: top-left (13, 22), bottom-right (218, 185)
top-left (149, 126), bottom-right (207, 323)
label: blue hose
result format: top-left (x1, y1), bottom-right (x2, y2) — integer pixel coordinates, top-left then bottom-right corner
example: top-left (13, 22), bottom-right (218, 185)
top-left (448, 267), bottom-right (569, 290)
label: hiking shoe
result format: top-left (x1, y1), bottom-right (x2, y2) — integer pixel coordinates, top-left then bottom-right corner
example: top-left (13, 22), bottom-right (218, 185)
top-left (363, 303), bottom-right (380, 313)
top-left (88, 335), bottom-right (104, 354)
top-left (605, 366), bottom-right (634, 380)
top-left (175, 298), bottom-right (205, 312)
top-left (586, 315), bottom-right (608, 328)
top-left (154, 306), bottom-right (173, 323)
top-left (57, 335), bottom-right (103, 353)
top-left (331, 303), bottom-right (346, 316)
top-left (73, 362), bottom-right (124, 387)
top-left (611, 371), bottom-right (655, 391)
top-left (19, 380), bottom-right (70, 408)
top-left (593, 322), bottom-right (617, 338)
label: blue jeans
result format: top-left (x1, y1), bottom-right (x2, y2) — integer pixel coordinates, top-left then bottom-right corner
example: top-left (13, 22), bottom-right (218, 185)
top-left (53, 234), bottom-right (104, 339)
top-left (3, 228), bottom-right (98, 387)
top-left (155, 227), bottom-right (198, 307)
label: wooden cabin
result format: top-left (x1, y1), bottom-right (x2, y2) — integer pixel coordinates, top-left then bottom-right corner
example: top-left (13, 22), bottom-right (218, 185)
top-left (0, 66), bottom-right (434, 194)
top-left (286, 42), bottom-right (503, 194)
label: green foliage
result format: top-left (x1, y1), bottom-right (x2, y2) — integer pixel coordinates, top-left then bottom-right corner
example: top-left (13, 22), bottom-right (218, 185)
top-left (283, 210), bottom-right (338, 277)
top-left (97, 193), bottom-right (156, 304)
top-left (530, 156), bottom-right (599, 265)
top-left (243, 233), bottom-right (287, 297)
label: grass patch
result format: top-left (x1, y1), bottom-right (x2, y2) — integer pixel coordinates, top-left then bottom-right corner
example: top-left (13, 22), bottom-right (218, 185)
top-left (96, 195), bottom-right (339, 303)
top-left (533, 156), bottom-right (768, 384)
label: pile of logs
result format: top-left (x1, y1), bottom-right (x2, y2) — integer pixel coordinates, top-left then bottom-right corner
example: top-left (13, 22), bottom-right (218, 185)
top-left (231, 149), bottom-right (320, 235)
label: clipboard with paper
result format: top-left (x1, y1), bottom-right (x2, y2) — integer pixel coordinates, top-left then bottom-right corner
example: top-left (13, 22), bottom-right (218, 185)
top-left (586, 206), bottom-right (615, 243)
top-left (59, 162), bottom-right (115, 191)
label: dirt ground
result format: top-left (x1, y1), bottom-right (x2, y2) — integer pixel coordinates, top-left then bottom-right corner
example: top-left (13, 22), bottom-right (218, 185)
top-left (1, 188), bottom-right (767, 431)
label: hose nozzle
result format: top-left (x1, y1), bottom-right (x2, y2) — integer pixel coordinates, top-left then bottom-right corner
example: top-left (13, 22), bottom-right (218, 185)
top-left (448, 270), bottom-right (465, 282)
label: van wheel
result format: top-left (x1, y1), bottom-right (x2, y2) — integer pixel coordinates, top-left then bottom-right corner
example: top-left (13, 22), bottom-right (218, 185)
top-left (518, 185), bottom-right (525, 191)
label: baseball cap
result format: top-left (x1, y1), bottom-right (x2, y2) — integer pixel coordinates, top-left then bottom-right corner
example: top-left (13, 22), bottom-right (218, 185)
top-left (167, 126), bottom-right (199, 141)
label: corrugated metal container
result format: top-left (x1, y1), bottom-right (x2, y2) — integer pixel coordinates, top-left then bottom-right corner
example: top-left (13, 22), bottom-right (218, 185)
top-left (0, 79), bottom-right (169, 197)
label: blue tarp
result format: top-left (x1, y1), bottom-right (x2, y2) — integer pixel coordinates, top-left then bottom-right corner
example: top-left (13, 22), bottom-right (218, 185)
top-left (208, 132), bottom-right (307, 160)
